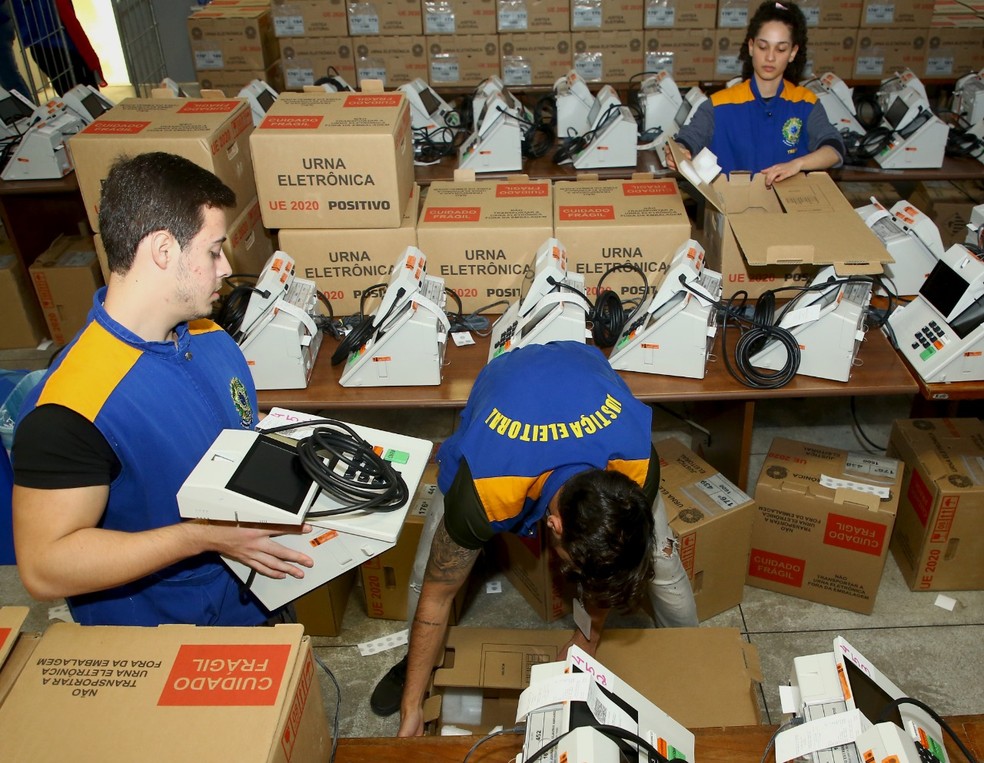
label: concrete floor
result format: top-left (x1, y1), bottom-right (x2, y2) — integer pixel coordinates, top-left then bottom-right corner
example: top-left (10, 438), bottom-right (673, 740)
top-left (2, 392), bottom-right (982, 743)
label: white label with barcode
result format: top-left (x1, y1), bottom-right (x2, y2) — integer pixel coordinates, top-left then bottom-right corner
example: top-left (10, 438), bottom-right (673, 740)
top-left (645, 6), bottom-right (674, 27)
top-left (425, 11), bottom-right (455, 33)
top-left (855, 55), bottom-right (884, 77)
top-left (194, 50), bottom-right (223, 70)
top-left (865, 3), bottom-right (894, 24)
top-left (285, 67), bottom-right (315, 88)
top-left (572, 6), bottom-right (602, 28)
top-left (358, 65), bottom-right (388, 85)
top-left (695, 473), bottom-right (751, 511)
top-left (925, 56), bottom-right (954, 76)
top-left (349, 13), bottom-right (380, 34)
top-left (274, 15), bottom-right (305, 36)
top-left (431, 61), bottom-right (460, 82)
top-left (845, 454), bottom-right (899, 480)
top-left (719, 7), bottom-right (748, 27)
top-left (820, 474), bottom-right (891, 499)
top-left (716, 54), bottom-right (741, 76)
top-left (574, 56), bottom-right (602, 81)
top-left (498, 9), bottom-right (528, 29)
top-left (803, 7), bottom-right (820, 26)
top-left (503, 61), bottom-right (532, 86)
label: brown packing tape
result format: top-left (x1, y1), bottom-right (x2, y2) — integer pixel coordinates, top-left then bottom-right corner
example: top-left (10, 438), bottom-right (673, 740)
top-left (361, 79), bottom-right (385, 93)
top-left (832, 487), bottom-right (882, 513)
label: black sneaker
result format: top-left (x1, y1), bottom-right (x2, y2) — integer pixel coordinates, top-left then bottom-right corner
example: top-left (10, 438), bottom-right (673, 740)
top-left (370, 654), bottom-right (408, 717)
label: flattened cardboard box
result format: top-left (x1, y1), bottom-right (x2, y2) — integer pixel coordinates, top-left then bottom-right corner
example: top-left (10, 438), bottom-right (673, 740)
top-left (0, 623), bottom-right (331, 763)
top-left (430, 626), bottom-right (761, 731)
top-left (250, 89), bottom-right (414, 229)
top-left (658, 437), bottom-right (756, 622)
top-left (279, 183), bottom-right (419, 316)
top-left (416, 176), bottom-right (553, 313)
top-left (0, 254), bottom-right (47, 350)
top-left (0, 607), bottom-right (38, 710)
top-left (29, 235), bottom-right (104, 346)
top-left (553, 175), bottom-right (692, 299)
top-left (748, 437), bottom-right (904, 614)
top-left (68, 97), bottom-right (257, 235)
top-left (886, 418), bottom-right (984, 592)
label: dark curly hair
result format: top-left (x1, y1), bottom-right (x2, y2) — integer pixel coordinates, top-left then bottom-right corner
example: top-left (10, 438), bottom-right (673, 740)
top-left (739, 1), bottom-right (809, 84)
top-left (99, 152), bottom-right (236, 275)
top-left (554, 469), bottom-right (656, 610)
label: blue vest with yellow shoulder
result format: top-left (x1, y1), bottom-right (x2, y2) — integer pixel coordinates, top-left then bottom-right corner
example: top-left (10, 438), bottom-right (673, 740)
top-left (436, 342), bottom-right (653, 537)
top-left (710, 78), bottom-right (817, 174)
top-left (21, 288), bottom-right (268, 626)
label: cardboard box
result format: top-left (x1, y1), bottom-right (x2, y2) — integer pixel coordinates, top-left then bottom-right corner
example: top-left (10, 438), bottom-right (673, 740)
top-left (29, 235), bottom-right (104, 346)
top-left (571, 30), bottom-right (644, 82)
top-left (643, 0), bottom-right (716, 29)
top-left (423, 0), bottom-right (498, 34)
top-left (552, 175), bottom-right (692, 300)
top-left (658, 437), bottom-right (756, 622)
top-left (859, 0), bottom-right (933, 28)
top-left (0, 254), bottom-right (47, 350)
top-left (713, 28), bottom-right (745, 80)
top-left (490, 523), bottom-right (573, 621)
top-left (250, 87), bottom-right (414, 230)
top-left (569, 0), bottom-right (643, 30)
top-left (499, 32), bottom-right (572, 85)
top-left (227, 196), bottom-right (279, 274)
top-left (430, 626), bottom-right (761, 731)
top-left (68, 97), bottom-right (257, 235)
top-left (886, 418), bottom-right (984, 592)
top-left (197, 61), bottom-right (285, 97)
top-left (924, 28), bottom-right (984, 78)
top-left (0, 623), bottom-right (331, 762)
top-left (643, 28), bottom-right (716, 82)
top-left (853, 27), bottom-right (930, 81)
top-left (496, 0), bottom-right (571, 32)
top-left (347, 0), bottom-right (424, 35)
top-left (279, 37), bottom-right (356, 90)
top-left (278, 184), bottom-right (419, 315)
top-left (187, 6), bottom-right (279, 72)
top-left (0, 607), bottom-right (38, 710)
top-left (416, 176), bottom-right (553, 313)
top-left (427, 35), bottom-right (501, 85)
top-left (359, 482), bottom-right (468, 622)
top-left (717, 1), bottom-right (862, 29)
top-left (294, 568), bottom-right (356, 636)
top-left (748, 437), bottom-right (904, 614)
top-left (909, 181), bottom-right (984, 250)
top-left (270, 0), bottom-right (349, 37)
top-left (679, 161), bottom-right (893, 299)
top-left (352, 36), bottom-right (429, 86)
top-left (803, 27), bottom-right (859, 80)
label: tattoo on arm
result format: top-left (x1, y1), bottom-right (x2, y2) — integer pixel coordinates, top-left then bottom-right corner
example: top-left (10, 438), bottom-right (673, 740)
top-left (425, 520), bottom-right (479, 585)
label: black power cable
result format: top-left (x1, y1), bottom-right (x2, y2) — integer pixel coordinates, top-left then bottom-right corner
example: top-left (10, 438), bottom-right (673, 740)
top-left (525, 723), bottom-right (673, 763)
top-left (875, 697), bottom-right (979, 763)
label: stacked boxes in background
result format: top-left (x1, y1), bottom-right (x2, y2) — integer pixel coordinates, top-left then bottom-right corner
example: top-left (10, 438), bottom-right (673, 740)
top-left (0, 252), bottom-right (48, 350)
top-left (28, 235), bottom-right (104, 346)
top-left (748, 437), bottom-right (905, 614)
top-left (271, 0), bottom-right (357, 89)
top-left (188, 2), bottom-right (284, 96)
top-left (67, 96), bottom-right (275, 276)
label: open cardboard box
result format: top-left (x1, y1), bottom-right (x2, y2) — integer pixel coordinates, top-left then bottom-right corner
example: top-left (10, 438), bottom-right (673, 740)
top-left (667, 141), bottom-right (892, 297)
top-left (0, 607), bottom-right (39, 710)
top-left (0, 622), bottom-right (331, 762)
top-left (425, 626), bottom-right (762, 733)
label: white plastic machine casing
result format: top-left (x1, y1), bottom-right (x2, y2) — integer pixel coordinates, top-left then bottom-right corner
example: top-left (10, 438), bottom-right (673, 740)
top-left (639, 70), bottom-right (682, 142)
top-left (0, 111), bottom-right (83, 180)
top-left (804, 72), bottom-right (866, 137)
top-left (887, 243), bottom-right (984, 383)
top-left (554, 70), bottom-right (595, 138)
top-left (487, 237), bottom-right (590, 362)
top-left (339, 246), bottom-right (449, 387)
top-left (953, 69), bottom-right (984, 125)
top-left (856, 198), bottom-right (944, 295)
top-left (608, 239), bottom-right (722, 379)
top-left (399, 78), bottom-right (457, 142)
top-left (238, 250), bottom-right (323, 390)
top-left (874, 70), bottom-right (949, 169)
top-left (968, 204), bottom-right (984, 249)
top-left (238, 79), bottom-right (279, 126)
top-left (458, 91), bottom-right (524, 172)
top-left (750, 267), bottom-right (873, 382)
top-left (571, 86), bottom-right (638, 169)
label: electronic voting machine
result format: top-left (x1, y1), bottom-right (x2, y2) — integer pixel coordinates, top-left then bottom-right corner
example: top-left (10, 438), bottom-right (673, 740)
top-left (887, 243), bottom-right (984, 383)
top-left (608, 239), bottom-right (722, 379)
top-left (237, 251), bottom-right (323, 390)
top-left (339, 246), bottom-right (450, 387)
top-left (177, 407), bottom-right (433, 609)
top-left (487, 237), bottom-right (590, 363)
top-left (856, 197), bottom-right (944, 296)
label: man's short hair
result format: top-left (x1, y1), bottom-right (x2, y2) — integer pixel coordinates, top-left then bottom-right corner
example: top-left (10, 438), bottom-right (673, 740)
top-left (98, 152), bottom-right (236, 275)
top-left (555, 469), bottom-right (656, 610)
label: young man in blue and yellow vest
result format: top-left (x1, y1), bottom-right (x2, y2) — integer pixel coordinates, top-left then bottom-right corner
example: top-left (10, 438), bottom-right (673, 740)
top-left (12, 152), bottom-right (313, 626)
top-left (380, 341), bottom-right (698, 736)
top-left (666, 1), bottom-right (845, 187)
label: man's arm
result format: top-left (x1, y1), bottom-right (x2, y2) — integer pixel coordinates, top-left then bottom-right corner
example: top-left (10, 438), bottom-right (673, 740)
top-left (13, 484), bottom-right (314, 601)
top-left (562, 601), bottom-right (610, 658)
top-left (398, 517), bottom-right (479, 737)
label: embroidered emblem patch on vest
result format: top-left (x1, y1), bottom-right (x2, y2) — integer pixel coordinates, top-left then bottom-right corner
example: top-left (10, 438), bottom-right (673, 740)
top-left (230, 377), bottom-right (253, 429)
top-left (782, 117), bottom-right (803, 148)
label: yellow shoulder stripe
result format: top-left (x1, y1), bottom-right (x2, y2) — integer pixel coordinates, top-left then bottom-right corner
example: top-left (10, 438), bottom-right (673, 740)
top-left (37, 323), bottom-right (142, 423)
top-left (608, 458), bottom-right (649, 488)
top-left (780, 82), bottom-right (817, 104)
top-left (475, 472), bottom-right (551, 523)
top-left (711, 80), bottom-right (754, 106)
top-left (189, 319), bottom-right (223, 335)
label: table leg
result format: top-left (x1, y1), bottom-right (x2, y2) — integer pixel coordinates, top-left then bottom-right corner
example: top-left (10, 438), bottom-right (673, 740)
top-left (691, 399), bottom-right (755, 491)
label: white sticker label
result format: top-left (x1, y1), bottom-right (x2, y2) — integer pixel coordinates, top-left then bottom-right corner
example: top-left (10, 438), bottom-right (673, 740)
top-left (645, 6), bottom-right (675, 27)
top-left (572, 6), bottom-right (602, 28)
top-left (194, 50), bottom-right (223, 70)
top-left (349, 13), bottom-right (380, 34)
top-left (498, 9), bottom-right (528, 29)
top-left (716, 54), bottom-right (741, 77)
top-left (425, 11), bottom-right (455, 33)
top-left (358, 629), bottom-right (409, 656)
top-left (574, 55), bottom-right (603, 81)
top-left (819, 474), bottom-right (892, 499)
top-left (573, 597), bottom-right (591, 640)
top-left (451, 331), bottom-right (475, 346)
top-left (358, 65), bottom-right (388, 85)
top-left (864, 3), bottom-right (895, 24)
top-left (803, 6), bottom-right (820, 25)
top-left (430, 60), bottom-right (460, 83)
top-left (274, 15), bottom-right (305, 36)
top-left (719, 7), bottom-right (748, 27)
top-left (503, 61), bottom-right (532, 86)
top-left (285, 67), bottom-right (315, 88)
top-left (855, 55), bottom-right (884, 77)
top-left (695, 473), bottom-right (752, 511)
top-left (845, 453), bottom-right (899, 480)
top-left (645, 52), bottom-right (673, 74)
top-left (925, 56), bottom-right (954, 77)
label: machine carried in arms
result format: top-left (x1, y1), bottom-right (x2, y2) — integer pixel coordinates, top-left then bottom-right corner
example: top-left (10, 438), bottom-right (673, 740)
top-left (487, 237), bottom-right (590, 362)
top-left (887, 243), bottom-right (984, 384)
top-left (237, 250), bottom-right (323, 390)
top-left (339, 246), bottom-right (450, 387)
top-left (608, 239), bottom-right (722, 379)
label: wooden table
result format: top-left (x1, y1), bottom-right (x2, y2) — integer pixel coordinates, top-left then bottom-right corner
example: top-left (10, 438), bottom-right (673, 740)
top-left (334, 714), bottom-right (984, 762)
top-left (257, 327), bottom-right (917, 490)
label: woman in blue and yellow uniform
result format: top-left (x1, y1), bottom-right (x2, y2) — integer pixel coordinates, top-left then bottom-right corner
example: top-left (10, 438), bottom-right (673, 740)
top-left (667, 1), bottom-right (845, 187)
